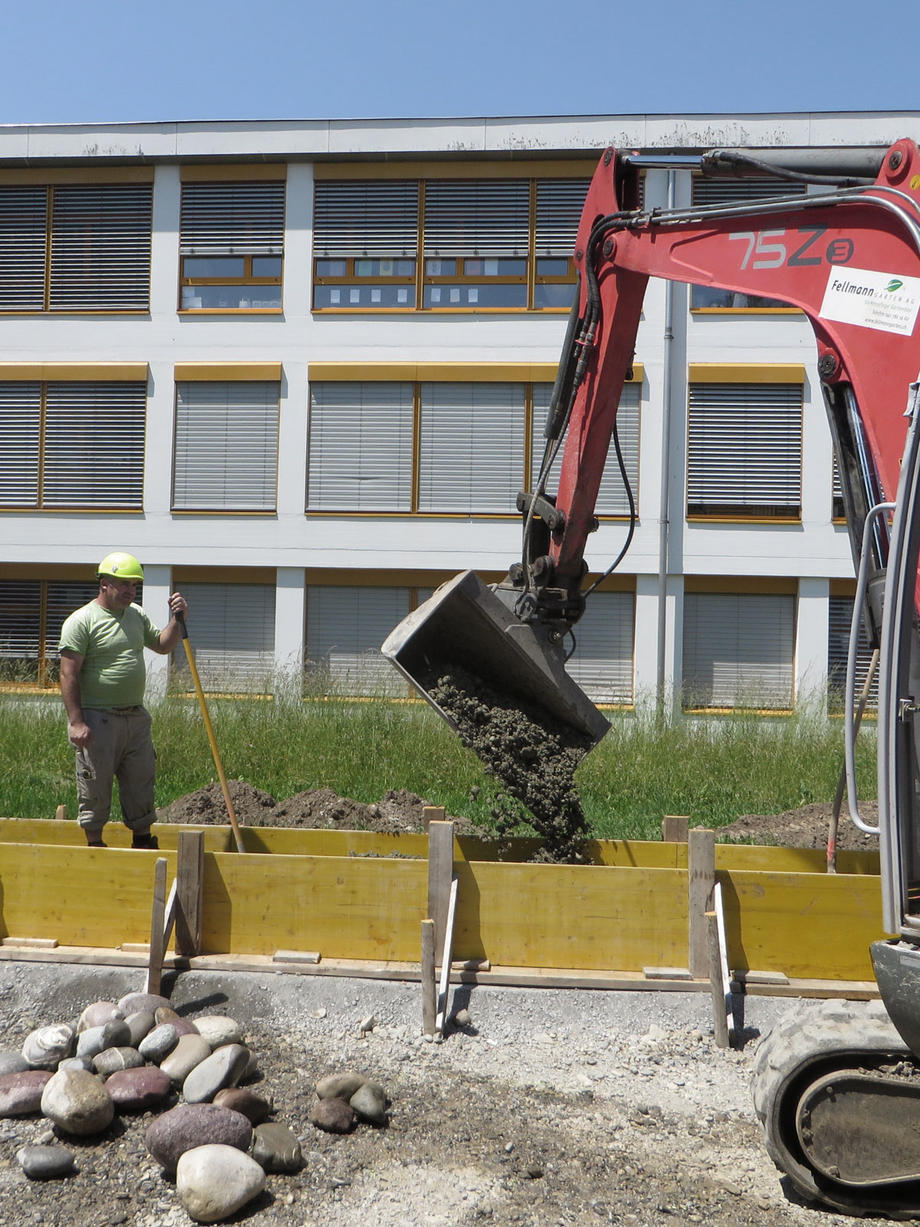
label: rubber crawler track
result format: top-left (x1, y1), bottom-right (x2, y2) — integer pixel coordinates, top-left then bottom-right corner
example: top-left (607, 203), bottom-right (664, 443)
top-left (752, 998), bottom-right (920, 1218)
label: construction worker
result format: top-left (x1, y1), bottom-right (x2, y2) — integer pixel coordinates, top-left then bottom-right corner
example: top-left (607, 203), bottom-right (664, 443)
top-left (58, 553), bottom-right (188, 848)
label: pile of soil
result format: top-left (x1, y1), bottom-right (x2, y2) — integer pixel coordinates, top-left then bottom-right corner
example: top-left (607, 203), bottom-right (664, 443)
top-left (720, 800), bottom-right (880, 852)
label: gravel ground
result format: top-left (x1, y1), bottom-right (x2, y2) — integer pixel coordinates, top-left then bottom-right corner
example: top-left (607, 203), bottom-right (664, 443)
top-left (0, 961), bottom-right (901, 1227)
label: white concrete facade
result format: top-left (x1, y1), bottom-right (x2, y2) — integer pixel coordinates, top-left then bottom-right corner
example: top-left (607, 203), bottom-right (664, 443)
top-left (1, 110), bottom-right (917, 709)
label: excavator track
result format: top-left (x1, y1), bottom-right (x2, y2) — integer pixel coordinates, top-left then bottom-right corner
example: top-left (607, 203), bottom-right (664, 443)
top-left (752, 999), bottom-right (920, 1218)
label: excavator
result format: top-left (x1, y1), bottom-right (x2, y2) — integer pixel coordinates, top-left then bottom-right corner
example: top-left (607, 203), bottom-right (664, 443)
top-left (382, 136), bottom-right (920, 1215)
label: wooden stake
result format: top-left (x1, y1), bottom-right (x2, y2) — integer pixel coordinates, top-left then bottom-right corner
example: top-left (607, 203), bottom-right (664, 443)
top-left (707, 909), bottom-right (730, 1048)
top-left (175, 829), bottom-right (204, 957)
top-left (421, 918), bottom-right (436, 1036)
top-left (145, 857), bottom-right (177, 996)
top-left (422, 805), bottom-right (446, 830)
top-left (661, 815), bottom-right (689, 843)
top-left (688, 828), bottom-right (716, 979)
top-left (427, 820), bottom-right (454, 958)
top-left (435, 875), bottom-right (459, 1034)
top-left (54, 805), bottom-right (67, 822)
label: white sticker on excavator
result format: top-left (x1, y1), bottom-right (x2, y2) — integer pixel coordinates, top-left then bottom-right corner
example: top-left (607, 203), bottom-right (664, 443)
top-left (820, 266), bottom-right (920, 336)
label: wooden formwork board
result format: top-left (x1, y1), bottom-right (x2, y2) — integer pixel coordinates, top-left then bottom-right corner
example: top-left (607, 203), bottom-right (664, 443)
top-left (0, 818), bottom-right (226, 852)
top-left (721, 869), bottom-right (891, 982)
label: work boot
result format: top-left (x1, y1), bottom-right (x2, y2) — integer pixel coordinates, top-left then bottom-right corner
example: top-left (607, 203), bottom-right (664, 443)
top-left (131, 833), bottom-right (159, 850)
top-left (86, 838), bottom-right (107, 848)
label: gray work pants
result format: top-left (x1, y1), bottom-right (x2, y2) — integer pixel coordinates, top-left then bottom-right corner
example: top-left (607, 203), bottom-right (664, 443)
top-left (75, 706), bottom-right (157, 839)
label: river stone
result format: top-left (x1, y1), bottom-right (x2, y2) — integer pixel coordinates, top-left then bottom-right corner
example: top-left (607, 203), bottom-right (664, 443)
top-left (145, 1103), bottom-right (252, 1175)
top-left (182, 1044), bottom-right (250, 1104)
top-left (315, 1071), bottom-right (366, 1100)
top-left (93, 1046), bottom-right (144, 1078)
top-left (106, 1065), bottom-right (172, 1112)
top-left (155, 1006), bottom-right (200, 1037)
top-left (118, 991), bottom-right (171, 1016)
top-left (22, 1024), bottom-right (74, 1070)
top-left (0, 1051), bottom-right (29, 1077)
top-left (192, 1016), bottom-right (243, 1049)
top-left (77, 1000), bottom-right (123, 1032)
top-left (57, 1057), bottom-right (95, 1074)
top-left (176, 1143), bottom-right (266, 1223)
top-left (77, 1019), bottom-right (132, 1059)
top-left (213, 1087), bottom-right (272, 1124)
top-left (160, 1034), bottom-right (211, 1085)
top-left (40, 1068), bottom-right (114, 1136)
top-left (309, 1095), bottom-right (355, 1133)
top-left (0, 1069), bottom-right (53, 1116)
top-left (350, 1080), bottom-right (388, 1124)
top-left (251, 1121), bottom-right (303, 1173)
top-left (16, 1143), bottom-right (75, 1180)
top-left (138, 1022), bottom-right (180, 1062)
top-left (124, 1009), bottom-right (156, 1047)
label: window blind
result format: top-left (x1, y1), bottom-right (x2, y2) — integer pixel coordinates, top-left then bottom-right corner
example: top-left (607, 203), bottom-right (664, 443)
top-left (47, 581), bottom-right (103, 653)
top-left (49, 185), bottom-right (153, 311)
top-left (683, 592), bottom-right (795, 708)
top-left (532, 382), bottom-right (640, 514)
top-left (0, 187), bottom-right (47, 310)
top-left (173, 381), bottom-right (279, 511)
top-left (534, 179), bottom-right (590, 256)
top-left (0, 383), bottom-right (41, 505)
top-left (0, 580), bottom-right (41, 663)
top-left (43, 383), bottom-right (146, 508)
top-left (687, 382), bottom-right (803, 515)
top-left (307, 382), bottom-right (414, 511)
top-left (828, 595), bottom-right (878, 710)
top-left (566, 591), bottom-right (635, 703)
top-left (423, 180), bottom-right (530, 257)
top-left (418, 382), bottom-right (525, 513)
top-left (313, 180), bottom-right (418, 258)
top-left (170, 582), bottom-right (276, 690)
top-left (180, 182), bottom-right (285, 256)
top-left (306, 585), bottom-right (409, 696)
top-left (692, 175), bottom-right (809, 207)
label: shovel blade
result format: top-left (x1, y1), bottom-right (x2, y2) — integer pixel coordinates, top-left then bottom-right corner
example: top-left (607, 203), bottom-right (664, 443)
top-left (381, 570), bottom-right (610, 748)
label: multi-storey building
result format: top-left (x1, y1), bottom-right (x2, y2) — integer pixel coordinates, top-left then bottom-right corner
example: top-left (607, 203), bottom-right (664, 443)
top-left (1, 111), bottom-right (913, 712)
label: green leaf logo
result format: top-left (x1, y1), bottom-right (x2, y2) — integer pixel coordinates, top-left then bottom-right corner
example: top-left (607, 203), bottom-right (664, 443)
top-left (886, 279), bottom-right (904, 292)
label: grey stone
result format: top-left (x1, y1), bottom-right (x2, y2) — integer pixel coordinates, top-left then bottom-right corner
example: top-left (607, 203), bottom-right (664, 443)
top-left (40, 1068), bottom-right (114, 1136)
top-left (15, 1143), bottom-right (75, 1180)
top-left (315, 1070), bottom-right (366, 1100)
top-left (117, 991), bottom-right (171, 1016)
top-left (22, 1024), bottom-right (74, 1070)
top-left (93, 1046), bottom-right (144, 1078)
top-left (0, 1050), bottom-right (29, 1077)
top-left (212, 1087), bottom-right (272, 1124)
top-left (155, 1006), bottom-right (200, 1037)
top-left (159, 1033), bottom-right (211, 1085)
top-left (309, 1095), bottom-right (355, 1133)
top-left (76, 1019), bottom-right (131, 1059)
top-left (0, 1069), bottom-right (53, 1117)
top-left (124, 1009), bottom-right (156, 1047)
top-left (57, 1057), bottom-right (95, 1074)
top-left (76, 1000), bottom-right (123, 1032)
top-left (105, 1065), bottom-right (172, 1112)
top-left (182, 1044), bottom-right (250, 1104)
top-left (349, 1080), bottom-right (388, 1124)
top-left (251, 1121), bottom-right (303, 1173)
top-left (145, 1103), bottom-right (252, 1175)
top-left (176, 1143), bottom-right (266, 1224)
top-left (138, 1022), bottom-right (180, 1062)
top-left (191, 1015), bottom-right (243, 1049)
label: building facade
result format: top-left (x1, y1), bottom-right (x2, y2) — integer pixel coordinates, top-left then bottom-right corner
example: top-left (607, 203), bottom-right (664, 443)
top-left (1, 111), bottom-right (916, 711)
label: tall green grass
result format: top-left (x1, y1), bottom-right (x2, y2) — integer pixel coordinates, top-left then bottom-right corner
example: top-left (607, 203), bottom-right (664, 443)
top-left (0, 691), bottom-right (877, 842)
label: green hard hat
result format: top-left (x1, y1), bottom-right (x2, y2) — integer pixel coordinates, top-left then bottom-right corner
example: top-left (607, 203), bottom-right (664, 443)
top-left (97, 552), bottom-right (144, 581)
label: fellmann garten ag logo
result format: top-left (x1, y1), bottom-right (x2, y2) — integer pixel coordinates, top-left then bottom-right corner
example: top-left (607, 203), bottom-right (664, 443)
top-left (820, 266), bottom-right (920, 336)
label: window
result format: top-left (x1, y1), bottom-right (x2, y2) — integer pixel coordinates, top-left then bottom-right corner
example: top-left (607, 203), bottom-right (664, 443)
top-left (312, 175), bottom-right (589, 312)
top-left (0, 381), bottom-right (146, 510)
top-left (566, 590), bottom-right (635, 704)
top-left (0, 578), bottom-right (99, 686)
top-left (690, 175), bottom-right (807, 310)
top-left (0, 183), bottom-right (152, 312)
top-left (305, 585), bottom-right (409, 696)
top-left (173, 381), bottom-right (280, 511)
top-left (179, 180), bottom-right (285, 310)
top-left (531, 382), bottom-right (640, 515)
top-left (308, 382), bottom-right (414, 511)
top-left (170, 582), bottom-right (275, 692)
top-left (828, 594), bottom-right (878, 712)
top-left (687, 380), bottom-right (803, 519)
top-left (683, 591), bottom-right (795, 709)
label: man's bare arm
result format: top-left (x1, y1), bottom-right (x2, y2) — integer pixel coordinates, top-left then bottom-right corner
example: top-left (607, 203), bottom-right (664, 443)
top-left (59, 650), bottom-right (91, 749)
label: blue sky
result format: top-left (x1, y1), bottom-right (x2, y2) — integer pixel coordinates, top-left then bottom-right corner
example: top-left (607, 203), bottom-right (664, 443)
top-left (3, 0), bottom-right (917, 126)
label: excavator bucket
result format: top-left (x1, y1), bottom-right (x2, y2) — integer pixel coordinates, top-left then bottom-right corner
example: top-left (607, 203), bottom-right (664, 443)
top-left (381, 570), bottom-right (610, 750)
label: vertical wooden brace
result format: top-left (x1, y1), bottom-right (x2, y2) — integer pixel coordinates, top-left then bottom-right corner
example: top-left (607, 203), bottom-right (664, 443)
top-left (661, 814), bottom-right (689, 843)
top-left (688, 827), bottom-right (716, 979)
top-left (427, 820), bottom-right (454, 959)
top-left (175, 829), bottom-right (204, 957)
top-left (421, 919), bottom-right (436, 1036)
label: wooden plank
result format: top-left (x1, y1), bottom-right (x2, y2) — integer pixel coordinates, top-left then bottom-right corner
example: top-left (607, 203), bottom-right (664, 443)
top-left (272, 949), bottom-right (321, 964)
top-left (428, 821), bottom-right (454, 958)
top-left (175, 830), bottom-right (204, 957)
top-left (644, 966), bottom-right (691, 980)
top-left (423, 806), bottom-right (446, 828)
top-left (662, 815), bottom-right (689, 843)
top-left (435, 876), bottom-right (459, 1034)
top-left (2, 937), bottom-right (58, 949)
top-left (145, 858), bottom-right (168, 996)
top-left (716, 843), bottom-right (879, 876)
top-left (421, 919), bottom-right (436, 1036)
top-left (54, 805), bottom-right (67, 822)
top-left (707, 910), bottom-right (730, 1048)
top-left (688, 829), bottom-right (716, 979)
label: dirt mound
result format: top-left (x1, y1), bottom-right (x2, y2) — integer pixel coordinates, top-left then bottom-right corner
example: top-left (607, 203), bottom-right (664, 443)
top-left (159, 781), bottom-right (479, 837)
top-left (720, 800), bottom-right (880, 852)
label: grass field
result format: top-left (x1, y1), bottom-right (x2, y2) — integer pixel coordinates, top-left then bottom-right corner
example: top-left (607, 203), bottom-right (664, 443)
top-left (0, 689), bottom-right (877, 842)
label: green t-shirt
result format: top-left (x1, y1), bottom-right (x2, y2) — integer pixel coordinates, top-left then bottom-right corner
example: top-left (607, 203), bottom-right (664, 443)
top-left (59, 601), bottom-right (161, 709)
